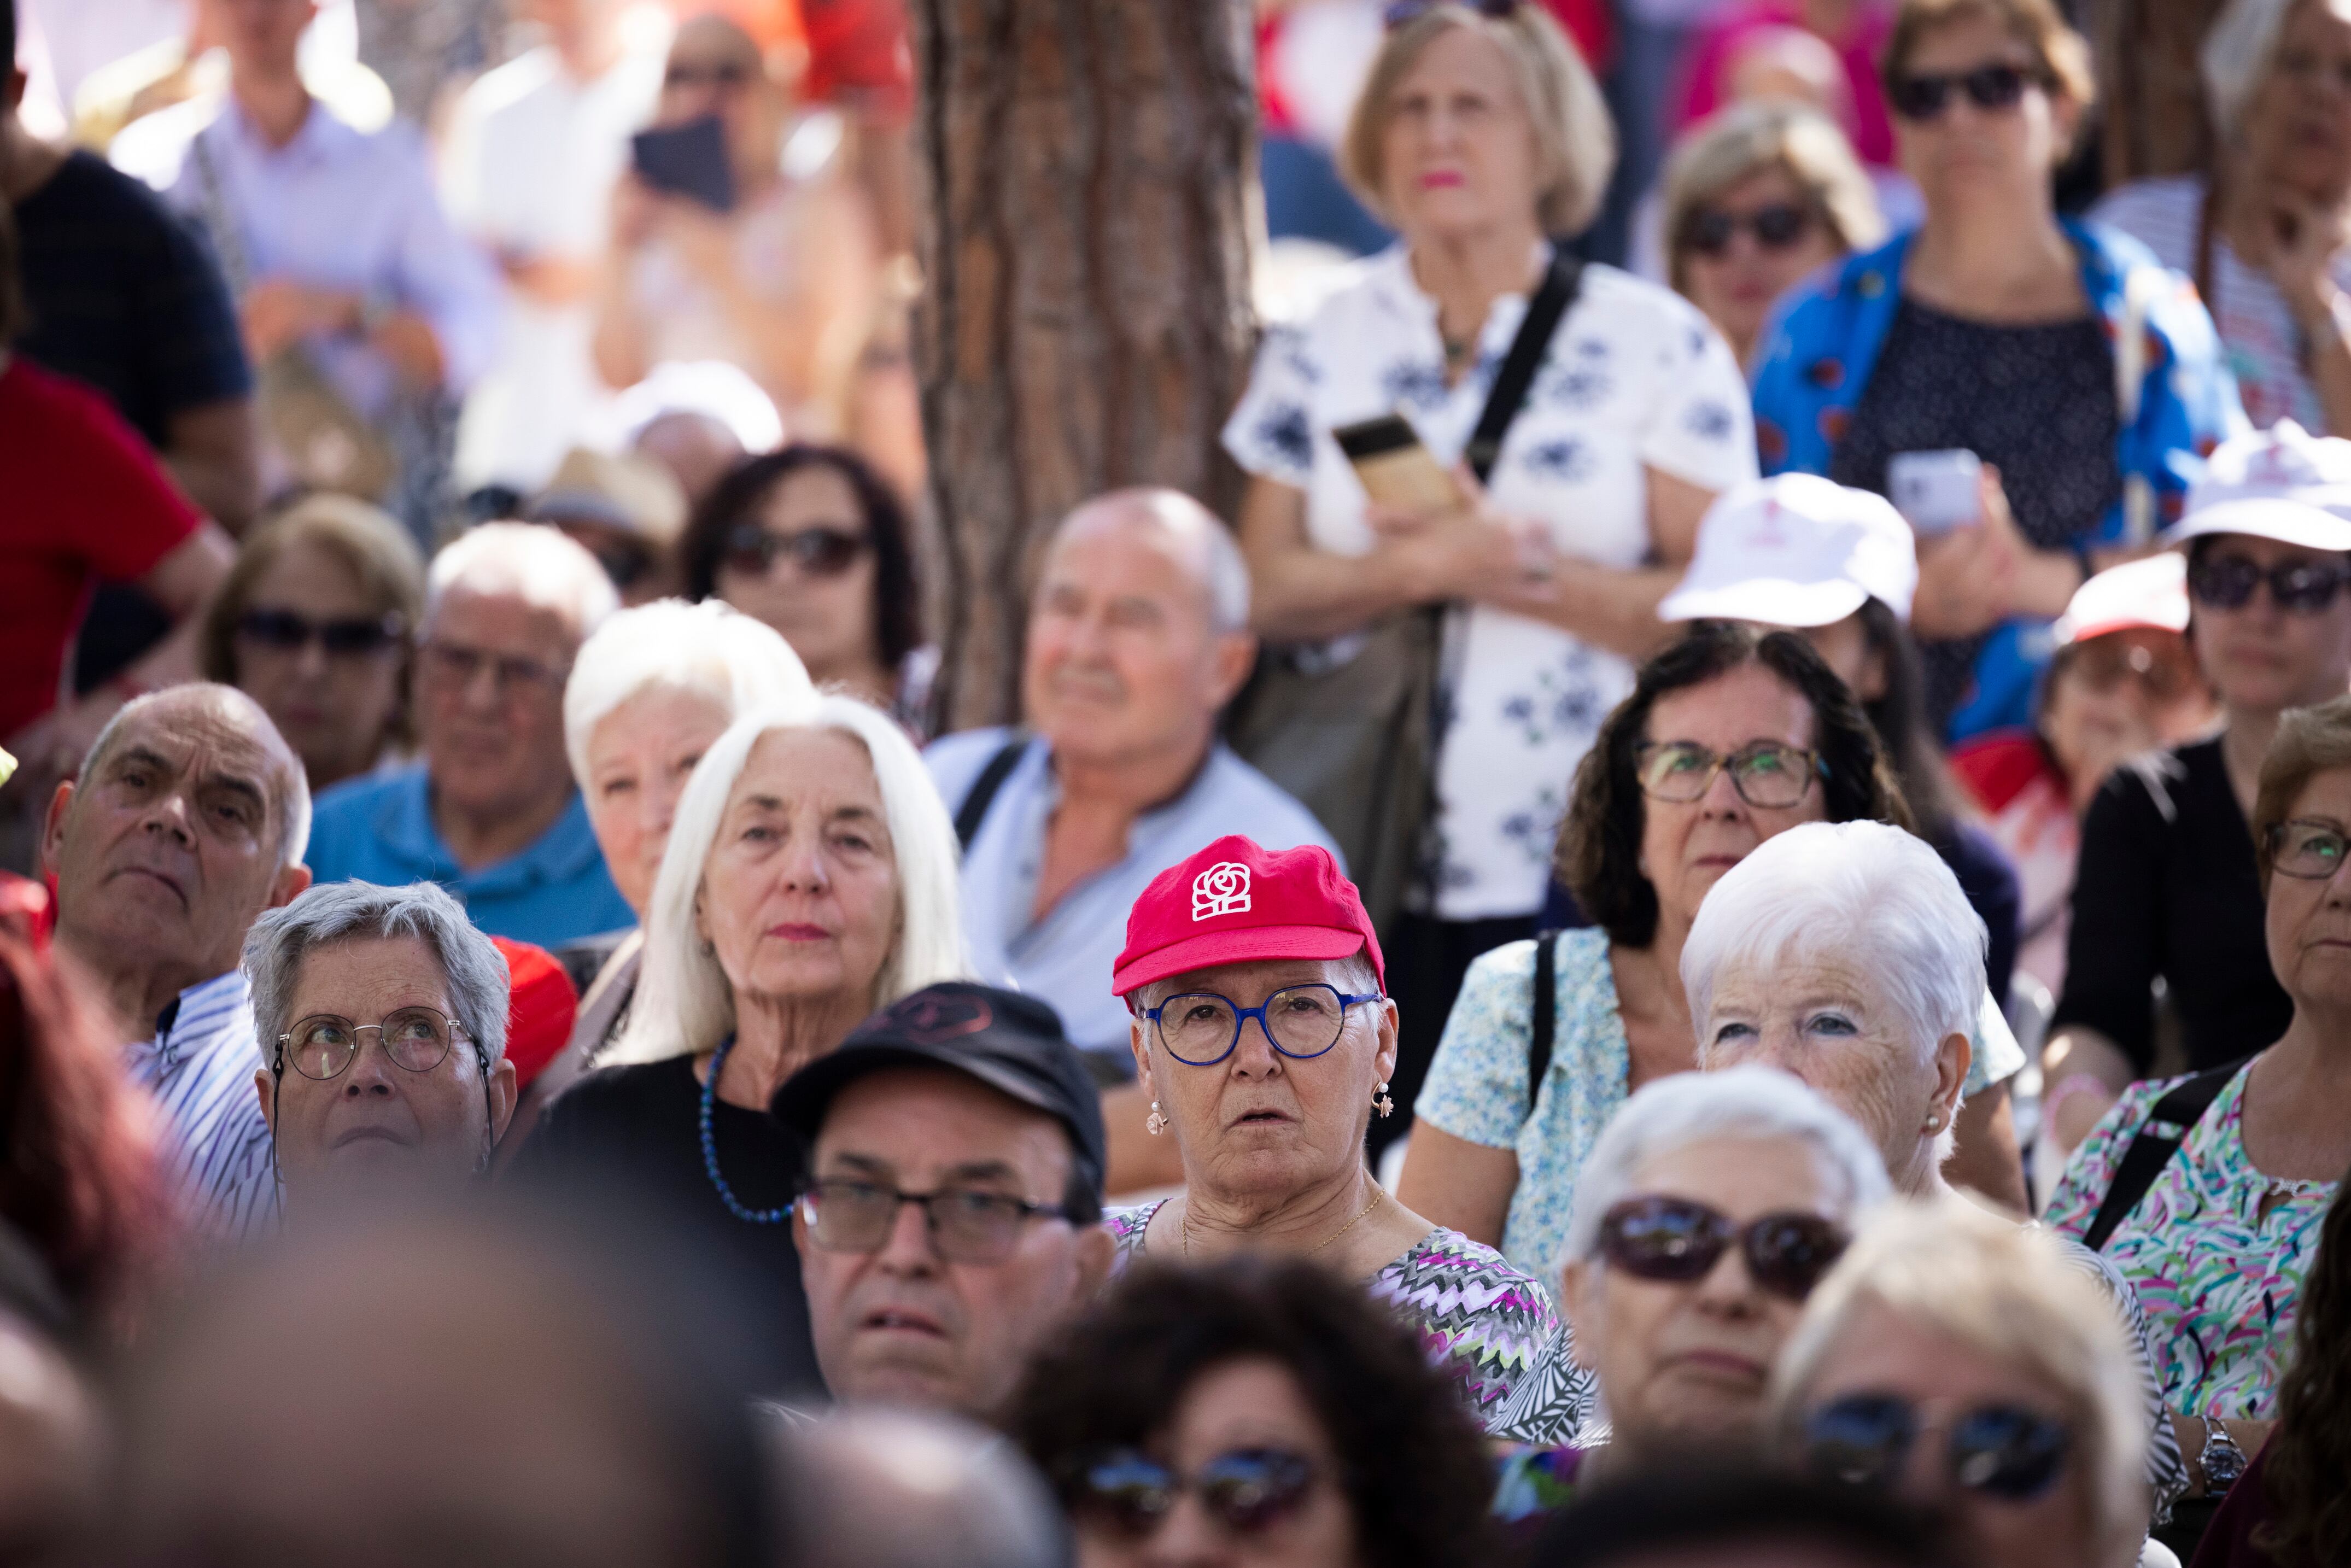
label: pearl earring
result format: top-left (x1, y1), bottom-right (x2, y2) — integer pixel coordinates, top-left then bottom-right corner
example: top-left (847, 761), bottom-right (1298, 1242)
top-left (1374, 1081), bottom-right (1395, 1119)
top-left (1923, 1111), bottom-right (1943, 1133)
top-left (1145, 1102), bottom-right (1168, 1136)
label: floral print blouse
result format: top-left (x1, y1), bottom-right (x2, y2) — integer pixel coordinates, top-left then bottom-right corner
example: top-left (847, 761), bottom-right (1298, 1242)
top-left (2045, 1062), bottom-right (2337, 1420)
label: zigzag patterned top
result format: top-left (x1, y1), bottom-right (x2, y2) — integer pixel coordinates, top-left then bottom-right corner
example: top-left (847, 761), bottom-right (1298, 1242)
top-left (1106, 1201), bottom-right (1592, 1443)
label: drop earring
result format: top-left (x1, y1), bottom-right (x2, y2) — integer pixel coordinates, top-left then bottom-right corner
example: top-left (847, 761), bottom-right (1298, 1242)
top-left (1146, 1102), bottom-right (1168, 1136)
top-left (1374, 1081), bottom-right (1395, 1119)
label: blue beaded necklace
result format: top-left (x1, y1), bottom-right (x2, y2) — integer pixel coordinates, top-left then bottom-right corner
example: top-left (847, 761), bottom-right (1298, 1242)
top-left (699, 1034), bottom-right (792, 1225)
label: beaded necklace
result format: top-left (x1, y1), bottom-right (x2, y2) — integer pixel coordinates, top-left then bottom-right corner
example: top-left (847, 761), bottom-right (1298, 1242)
top-left (699, 1034), bottom-right (792, 1225)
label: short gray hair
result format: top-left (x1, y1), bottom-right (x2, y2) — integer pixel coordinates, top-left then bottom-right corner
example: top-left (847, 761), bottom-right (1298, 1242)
top-left (562, 599), bottom-right (817, 787)
top-left (1561, 1065), bottom-right (1891, 1269)
top-left (78, 684), bottom-right (311, 869)
top-left (425, 522), bottom-right (619, 639)
top-left (243, 881), bottom-right (511, 1070)
top-left (1050, 489), bottom-right (1251, 635)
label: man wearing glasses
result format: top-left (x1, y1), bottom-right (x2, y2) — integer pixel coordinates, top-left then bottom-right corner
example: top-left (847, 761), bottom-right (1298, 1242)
top-left (773, 982), bottom-right (1112, 1423)
top-left (301, 522), bottom-right (633, 946)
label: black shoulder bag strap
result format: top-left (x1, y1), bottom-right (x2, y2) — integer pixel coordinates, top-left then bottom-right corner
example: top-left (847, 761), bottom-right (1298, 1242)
top-left (1465, 245), bottom-right (1584, 484)
top-left (2081, 1059), bottom-right (2244, 1253)
top-left (954, 733), bottom-right (1030, 851)
top-left (1527, 930), bottom-right (1561, 1116)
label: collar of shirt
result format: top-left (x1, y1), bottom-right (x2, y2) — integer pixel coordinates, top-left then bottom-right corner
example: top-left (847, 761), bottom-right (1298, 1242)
top-left (1360, 238), bottom-right (1550, 343)
top-left (373, 763), bottom-right (609, 896)
top-left (217, 92), bottom-right (360, 171)
top-left (997, 737), bottom-right (1224, 950)
top-left (128, 968), bottom-right (251, 1076)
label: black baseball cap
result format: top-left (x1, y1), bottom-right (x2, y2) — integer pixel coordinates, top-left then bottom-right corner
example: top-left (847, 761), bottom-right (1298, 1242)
top-left (770, 982), bottom-right (1107, 1208)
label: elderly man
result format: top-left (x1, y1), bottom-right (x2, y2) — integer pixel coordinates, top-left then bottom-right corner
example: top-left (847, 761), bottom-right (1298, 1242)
top-left (40, 684), bottom-right (312, 1239)
top-left (245, 881), bottom-right (517, 1216)
top-left (925, 488), bottom-right (1336, 1190)
top-left (771, 982), bottom-right (1113, 1424)
top-left (302, 523), bottom-right (629, 946)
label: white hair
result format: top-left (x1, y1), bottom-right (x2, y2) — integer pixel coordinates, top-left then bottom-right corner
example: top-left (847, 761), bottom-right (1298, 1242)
top-left (243, 880), bottom-right (510, 1069)
top-left (562, 599), bottom-right (816, 787)
top-left (1560, 1065), bottom-right (1892, 1269)
top-left (424, 522), bottom-right (621, 637)
top-left (602, 694), bottom-right (969, 1064)
top-left (1052, 489), bottom-right (1251, 635)
top-left (78, 684), bottom-right (311, 869)
top-left (2203, 0), bottom-right (2296, 144)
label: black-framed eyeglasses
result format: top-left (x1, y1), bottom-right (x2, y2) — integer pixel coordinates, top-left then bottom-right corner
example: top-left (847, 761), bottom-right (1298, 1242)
top-left (273, 1008), bottom-right (476, 1081)
top-left (721, 523), bottom-right (871, 580)
top-left (1682, 203), bottom-right (1814, 259)
top-left (1887, 62), bottom-right (2042, 121)
top-left (1060, 1448), bottom-right (1321, 1540)
top-left (418, 639), bottom-right (571, 698)
top-left (2267, 818), bottom-right (2351, 880)
top-left (1633, 739), bottom-right (1824, 809)
top-left (236, 607), bottom-right (406, 658)
top-left (2188, 551), bottom-right (2351, 615)
top-left (664, 61), bottom-right (756, 90)
top-left (1142, 984), bottom-right (1384, 1068)
top-left (799, 1177), bottom-right (1071, 1264)
top-left (1383, 0), bottom-right (1517, 26)
top-left (1803, 1394), bottom-right (2073, 1502)
top-left (1598, 1195), bottom-right (1847, 1301)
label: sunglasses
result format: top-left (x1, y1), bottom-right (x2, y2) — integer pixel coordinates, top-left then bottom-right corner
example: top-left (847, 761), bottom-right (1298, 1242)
top-left (721, 523), bottom-right (870, 580)
top-left (1598, 1195), bottom-right (1848, 1301)
top-left (1887, 63), bottom-right (2038, 121)
top-left (1384, 0), bottom-right (1517, 24)
top-left (236, 607), bottom-right (405, 657)
top-left (1063, 1448), bottom-right (1320, 1540)
top-left (2058, 635), bottom-right (2198, 704)
top-left (1683, 203), bottom-right (1814, 258)
top-left (1803, 1394), bottom-right (2073, 1502)
top-left (665, 61), bottom-right (756, 90)
top-left (2188, 551), bottom-right (2351, 614)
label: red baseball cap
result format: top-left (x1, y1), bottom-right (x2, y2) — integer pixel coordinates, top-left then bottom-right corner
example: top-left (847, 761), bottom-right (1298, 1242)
top-left (492, 937), bottom-right (579, 1090)
top-left (1112, 836), bottom-right (1384, 997)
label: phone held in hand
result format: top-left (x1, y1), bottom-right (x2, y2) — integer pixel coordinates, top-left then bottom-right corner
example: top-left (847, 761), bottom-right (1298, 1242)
top-left (1887, 448), bottom-right (1983, 536)
top-left (1332, 413), bottom-right (1464, 513)
top-left (630, 115), bottom-right (736, 213)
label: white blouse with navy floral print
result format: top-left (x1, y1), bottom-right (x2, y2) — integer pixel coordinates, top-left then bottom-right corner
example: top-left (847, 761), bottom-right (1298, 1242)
top-left (1224, 245), bottom-right (1758, 921)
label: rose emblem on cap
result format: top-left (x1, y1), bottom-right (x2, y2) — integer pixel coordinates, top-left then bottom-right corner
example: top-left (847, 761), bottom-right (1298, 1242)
top-left (1113, 835), bottom-right (1384, 998)
top-left (1192, 862), bottom-right (1252, 920)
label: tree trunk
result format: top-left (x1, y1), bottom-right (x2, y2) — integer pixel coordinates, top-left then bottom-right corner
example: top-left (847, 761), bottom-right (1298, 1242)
top-left (2091, 0), bottom-right (2230, 188)
top-left (908, 0), bottom-right (1259, 730)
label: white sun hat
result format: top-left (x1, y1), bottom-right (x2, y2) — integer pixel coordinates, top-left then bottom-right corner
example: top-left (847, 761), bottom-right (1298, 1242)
top-left (2162, 419), bottom-right (2351, 553)
top-left (1659, 472), bottom-right (1919, 628)
top-left (2054, 552), bottom-right (2191, 648)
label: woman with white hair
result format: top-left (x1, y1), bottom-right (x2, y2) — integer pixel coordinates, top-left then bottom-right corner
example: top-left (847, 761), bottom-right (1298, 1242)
top-left (2095, 0), bottom-right (2351, 435)
top-left (512, 694), bottom-right (967, 1395)
top-left (1772, 1197), bottom-right (2152, 1568)
top-left (1488, 1066), bottom-right (1892, 1522)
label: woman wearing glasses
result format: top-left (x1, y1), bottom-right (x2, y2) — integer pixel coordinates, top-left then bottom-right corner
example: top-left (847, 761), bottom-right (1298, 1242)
top-left (1488, 1068), bottom-right (1890, 1523)
top-left (1773, 1198), bottom-right (2153, 1568)
top-left (198, 494), bottom-right (424, 793)
top-left (682, 444), bottom-right (934, 735)
top-left (1750, 0), bottom-right (2242, 744)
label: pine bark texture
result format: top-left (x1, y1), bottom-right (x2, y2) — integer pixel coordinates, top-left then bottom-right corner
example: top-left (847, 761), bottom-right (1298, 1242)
top-left (909, 0), bottom-right (1259, 729)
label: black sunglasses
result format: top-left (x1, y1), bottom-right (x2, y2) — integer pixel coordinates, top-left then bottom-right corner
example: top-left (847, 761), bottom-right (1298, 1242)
top-left (1803, 1394), bottom-right (2073, 1502)
top-left (2188, 550), bottom-right (2351, 613)
top-left (1887, 62), bottom-right (2038, 121)
top-left (236, 606), bottom-right (405, 658)
top-left (1062, 1448), bottom-right (1320, 1539)
top-left (665, 61), bottom-right (756, 90)
top-left (1598, 1195), bottom-right (1848, 1301)
top-left (721, 522), bottom-right (870, 580)
top-left (1684, 203), bottom-right (1814, 258)
top-left (1384, 0), bottom-right (1516, 26)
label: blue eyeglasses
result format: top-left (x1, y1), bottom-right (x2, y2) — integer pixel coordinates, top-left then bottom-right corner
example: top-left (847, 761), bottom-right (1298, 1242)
top-left (1142, 984), bottom-right (1384, 1067)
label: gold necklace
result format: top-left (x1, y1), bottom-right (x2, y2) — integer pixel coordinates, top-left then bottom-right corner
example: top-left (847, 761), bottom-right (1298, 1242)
top-left (1179, 1188), bottom-right (1385, 1260)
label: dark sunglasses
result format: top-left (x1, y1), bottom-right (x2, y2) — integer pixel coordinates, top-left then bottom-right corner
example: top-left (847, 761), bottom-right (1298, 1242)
top-left (236, 607), bottom-right (405, 657)
top-left (1803, 1394), bottom-right (2073, 1502)
top-left (665, 61), bottom-right (756, 90)
top-left (2189, 550), bottom-right (2351, 613)
top-left (2057, 635), bottom-right (2198, 704)
top-left (721, 522), bottom-right (870, 580)
top-left (1887, 63), bottom-right (2038, 121)
top-left (1598, 1195), bottom-right (1848, 1301)
top-left (1063, 1448), bottom-right (1319, 1539)
top-left (1683, 203), bottom-right (1814, 258)
top-left (1384, 0), bottom-right (1516, 26)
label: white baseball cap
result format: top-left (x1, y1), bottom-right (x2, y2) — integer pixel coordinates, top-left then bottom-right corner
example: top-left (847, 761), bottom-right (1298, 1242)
top-left (2162, 419), bottom-right (2351, 552)
top-left (1659, 473), bottom-right (1919, 628)
top-left (2054, 552), bottom-right (2190, 648)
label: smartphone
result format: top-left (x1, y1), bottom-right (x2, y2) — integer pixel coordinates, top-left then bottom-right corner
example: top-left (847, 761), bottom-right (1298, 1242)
top-left (631, 116), bottom-right (736, 213)
top-left (1332, 413), bottom-right (1463, 513)
top-left (1887, 448), bottom-right (1984, 535)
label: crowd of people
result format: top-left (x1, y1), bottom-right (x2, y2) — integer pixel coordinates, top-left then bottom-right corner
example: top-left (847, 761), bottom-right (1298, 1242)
top-left (9, 0), bottom-right (2351, 1564)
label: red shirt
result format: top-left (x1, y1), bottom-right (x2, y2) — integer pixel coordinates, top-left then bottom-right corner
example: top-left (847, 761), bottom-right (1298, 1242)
top-left (0, 356), bottom-right (201, 738)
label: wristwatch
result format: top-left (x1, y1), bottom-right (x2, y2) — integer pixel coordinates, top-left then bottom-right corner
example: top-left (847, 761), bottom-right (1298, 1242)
top-left (2199, 1417), bottom-right (2248, 1494)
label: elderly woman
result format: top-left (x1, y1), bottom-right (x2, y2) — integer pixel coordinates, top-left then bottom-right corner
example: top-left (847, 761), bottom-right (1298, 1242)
top-left (1397, 621), bottom-right (2027, 1277)
top-left (198, 494), bottom-right (424, 794)
top-left (1106, 835), bottom-right (1564, 1437)
top-left (245, 881), bottom-right (516, 1214)
top-left (1662, 103), bottom-right (1885, 366)
top-left (2096, 0), bottom-right (2351, 435)
top-left (1007, 1255), bottom-right (1501, 1568)
top-left (1231, 3), bottom-right (1759, 1130)
top-left (1774, 1198), bottom-right (2152, 1568)
top-left (1752, 0), bottom-right (2241, 742)
top-left (513, 694), bottom-right (965, 1394)
top-left (1488, 1067), bottom-right (1892, 1519)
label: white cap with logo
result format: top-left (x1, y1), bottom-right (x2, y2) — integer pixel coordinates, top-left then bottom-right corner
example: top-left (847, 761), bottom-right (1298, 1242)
top-left (1659, 473), bottom-right (1920, 629)
top-left (2054, 552), bottom-right (2190, 648)
top-left (2162, 419), bottom-right (2351, 552)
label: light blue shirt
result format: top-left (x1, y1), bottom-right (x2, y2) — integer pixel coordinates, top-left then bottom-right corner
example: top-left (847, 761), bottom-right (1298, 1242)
top-left (121, 970), bottom-right (278, 1242)
top-left (304, 763), bottom-right (634, 948)
top-left (925, 730), bottom-right (1342, 1068)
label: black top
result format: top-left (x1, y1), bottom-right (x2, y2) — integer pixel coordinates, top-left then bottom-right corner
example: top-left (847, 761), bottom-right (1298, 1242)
top-left (510, 1055), bottom-right (824, 1398)
top-left (2051, 738), bottom-right (2292, 1075)
top-left (13, 150), bottom-right (252, 446)
top-left (1829, 297), bottom-right (2121, 729)
top-left (1938, 821), bottom-right (2021, 1015)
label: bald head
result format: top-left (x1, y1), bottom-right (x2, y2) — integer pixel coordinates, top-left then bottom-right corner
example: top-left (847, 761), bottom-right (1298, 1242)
top-left (79, 685), bottom-right (310, 869)
top-left (775, 1410), bottom-right (1066, 1568)
top-left (1049, 488), bottom-right (1250, 634)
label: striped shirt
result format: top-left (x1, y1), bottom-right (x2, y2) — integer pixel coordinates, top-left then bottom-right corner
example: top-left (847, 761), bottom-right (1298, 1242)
top-left (121, 970), bottom-right (280, 1241)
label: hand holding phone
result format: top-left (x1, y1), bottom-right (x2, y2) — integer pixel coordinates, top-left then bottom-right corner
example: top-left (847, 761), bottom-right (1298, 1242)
top-left (1887, 449), bottom-right (1984, 535)
top-left (1333, 413), bottom-right (1466, 515)
top-left (630, 116), bottom-right (736, 213)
